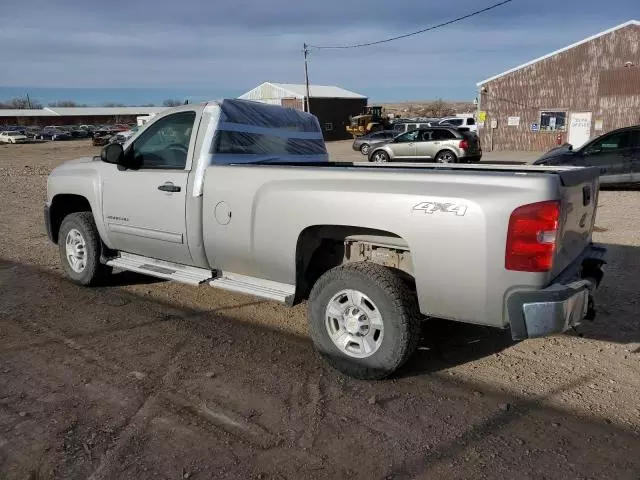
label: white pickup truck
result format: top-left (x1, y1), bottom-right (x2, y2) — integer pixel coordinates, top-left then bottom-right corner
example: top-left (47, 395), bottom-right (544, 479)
top-left (45, 100), bottom-right (605, 379)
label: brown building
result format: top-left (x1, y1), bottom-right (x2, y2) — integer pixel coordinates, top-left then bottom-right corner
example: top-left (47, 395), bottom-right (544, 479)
top-left (477, 20), bottom-right (640, 151)
top-left (239, 82), bottom-right (368, 141)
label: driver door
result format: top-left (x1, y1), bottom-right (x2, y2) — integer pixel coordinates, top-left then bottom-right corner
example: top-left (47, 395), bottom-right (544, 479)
top-left (389, 130), bottom-right (419, 159)
top-left (101, 110), bottom-right (198, 265)
top-left (580, 130), bottom-right (632, 185)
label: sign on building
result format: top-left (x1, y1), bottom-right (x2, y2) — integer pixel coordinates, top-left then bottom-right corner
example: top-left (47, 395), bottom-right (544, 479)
top-left (507, 116), bottom-right (520, 126)
top-left (530, 123), bottom-right (540, 132)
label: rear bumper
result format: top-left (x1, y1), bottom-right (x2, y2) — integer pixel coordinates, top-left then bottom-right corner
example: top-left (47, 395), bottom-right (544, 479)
top-left (507, 244), bottom-right (606, 340)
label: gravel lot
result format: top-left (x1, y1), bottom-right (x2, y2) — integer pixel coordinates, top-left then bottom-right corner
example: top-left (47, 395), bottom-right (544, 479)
top-left (1, 140), bottom-right (639, 479)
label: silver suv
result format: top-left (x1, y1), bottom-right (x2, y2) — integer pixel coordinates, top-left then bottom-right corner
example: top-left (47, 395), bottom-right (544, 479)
top-left (368, 127), bottom-right (482, 163)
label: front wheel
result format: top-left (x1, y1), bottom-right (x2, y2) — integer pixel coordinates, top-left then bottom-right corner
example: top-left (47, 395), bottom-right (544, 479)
top-left (370, 150), bottom-right (389, 163)
top-left (360, 143), bottom-right (370, 155)
top-left (435, 150), bottom-right (457, 163)
top-left (58, 212), bottom-right (112, 286)
top-left (308, 263), bottom-right (421, 379)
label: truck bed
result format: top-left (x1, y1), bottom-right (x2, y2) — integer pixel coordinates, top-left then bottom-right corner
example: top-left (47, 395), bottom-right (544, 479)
top-left (230, 160), bottom-right (599, 187)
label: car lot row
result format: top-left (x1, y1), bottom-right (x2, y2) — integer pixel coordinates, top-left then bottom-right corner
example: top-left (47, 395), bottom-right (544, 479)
top-left (0, 123), bottom-right (136, 145)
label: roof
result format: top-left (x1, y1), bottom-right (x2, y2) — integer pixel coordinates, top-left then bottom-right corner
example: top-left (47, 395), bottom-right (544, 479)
top-left (0, 109), bottom-right (58, 117)
top-left (239, 82), bottom-right (366, 100)
top-left (0, 106), bottom-right (167, 118)
top-left (478, 20), bottom-right (640, 85)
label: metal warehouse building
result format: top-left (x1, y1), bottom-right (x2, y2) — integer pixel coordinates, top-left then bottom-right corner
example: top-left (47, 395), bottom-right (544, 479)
top-left (0, 106), bottom-right (167, 127)
top-left (477, 20), bottom-right (640, 151)
top-left (239, 82), bottom-right (367, 141)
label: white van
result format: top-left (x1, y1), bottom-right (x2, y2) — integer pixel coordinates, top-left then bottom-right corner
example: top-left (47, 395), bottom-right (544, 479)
top-left (392, 121), bottom-right (434, 135)
top-left (437, 116), bottom-right (477, 132)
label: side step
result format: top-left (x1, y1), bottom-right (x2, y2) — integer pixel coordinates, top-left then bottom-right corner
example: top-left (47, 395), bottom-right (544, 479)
top-left (106, 252), bottom-right (213, 286)
top-left (209, 272), bottom-right (295, 304)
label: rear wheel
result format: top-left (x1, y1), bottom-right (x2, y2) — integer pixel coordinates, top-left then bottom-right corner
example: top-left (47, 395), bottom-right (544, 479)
top-left (308, 263), bottom-right (421, 379)
top-left (371, 150), bottom-right (389, 163)
top-left (435, 150), bottom-right (457, 163)
top-left (360, 143), bottom-right (370, 155)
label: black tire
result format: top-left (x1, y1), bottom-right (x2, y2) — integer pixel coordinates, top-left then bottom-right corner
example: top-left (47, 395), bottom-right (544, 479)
top-left (435, 150), bottom-right (458, 163)
top-left (58, 212), bottom-right (111, 286)
top-left (308, 263), bottom-right (421, 380)
top-left (370, 150), bottom-right (389, 163)
top-left (360, 143), bottom-right (370, 155)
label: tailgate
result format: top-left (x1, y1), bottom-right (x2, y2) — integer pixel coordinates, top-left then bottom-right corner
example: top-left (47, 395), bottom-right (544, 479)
top-left (551, 167), bottom-right (600, 278)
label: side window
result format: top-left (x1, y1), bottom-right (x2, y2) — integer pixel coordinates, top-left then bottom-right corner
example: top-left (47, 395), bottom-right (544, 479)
top-left (467, 118), bottom-right (476, 125)
top-left (630, 129), bottom-right (640, 148)
top-left (419, 130), bottom-right (434, 141)
top-left (395, 130), bottom-right (420, 143)
top-left (407, 124), bottom-right (417, 130)
top-left (587, 131), bottom-right (631, 154)
top-left (129, 111), bottom-right (196, 169)
top-left (433, 129), bottom-right (456, 140)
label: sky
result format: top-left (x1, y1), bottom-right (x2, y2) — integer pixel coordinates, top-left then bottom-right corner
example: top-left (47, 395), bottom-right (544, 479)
top-left (0, 0), bottom-right (638, 104)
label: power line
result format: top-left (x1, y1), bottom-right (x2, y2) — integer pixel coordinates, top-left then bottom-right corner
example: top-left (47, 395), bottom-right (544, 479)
top-left (307, 0), bottom-right (514, 50)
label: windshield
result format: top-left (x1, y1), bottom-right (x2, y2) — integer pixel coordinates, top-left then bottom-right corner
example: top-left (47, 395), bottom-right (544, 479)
top-left (6, 132), bottom-right (22, 136)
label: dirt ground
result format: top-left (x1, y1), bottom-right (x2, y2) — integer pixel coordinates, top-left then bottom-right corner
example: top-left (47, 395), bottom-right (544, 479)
top-left (1, 140), bottom-right (639, 480)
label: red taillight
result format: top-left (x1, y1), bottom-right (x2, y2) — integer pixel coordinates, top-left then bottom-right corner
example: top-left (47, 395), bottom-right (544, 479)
top-left (459, 139), bottom-right (469, 150)
top-left (505, 200), bottom-right (560, 272)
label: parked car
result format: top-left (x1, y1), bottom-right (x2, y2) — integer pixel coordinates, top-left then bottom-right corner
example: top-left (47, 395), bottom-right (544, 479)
top-left (39, 128), bottom-right (72, 141)
top-left (438, 116), bottom-right (477, 132)
top-left (110, 126), bottom-right (140, 144)
top-left (352, 130), bottom-right (396, 155)
top-left (92, 132), bottom-right (113, 146)
top-left (44, 99), bottom-right (605, 380)
top-left (0, 131), bottom-right (29, 144)
top-left (62, 126), bottom-right (90, 139)
top-left (391, 121), bottom-right (435, 135)
top-left (368, 126), bottom-right (482, 163)
top-left (533, 125), bottom-right (640, 186)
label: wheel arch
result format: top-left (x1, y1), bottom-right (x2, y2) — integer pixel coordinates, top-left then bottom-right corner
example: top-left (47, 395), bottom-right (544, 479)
top-left (435, 148), bottom-right (458, 161)
top-left (294, 224), bottom-right (414, 302)
top-left (49, 194), bottom-right (93, 244)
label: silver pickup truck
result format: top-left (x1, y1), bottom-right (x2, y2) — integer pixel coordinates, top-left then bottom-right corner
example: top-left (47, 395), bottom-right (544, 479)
top-left (45, 99), bottom-right (606, 379)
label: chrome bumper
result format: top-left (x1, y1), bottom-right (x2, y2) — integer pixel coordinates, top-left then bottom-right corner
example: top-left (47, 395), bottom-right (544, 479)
top-left (508, 244), bottom-right (606, 340)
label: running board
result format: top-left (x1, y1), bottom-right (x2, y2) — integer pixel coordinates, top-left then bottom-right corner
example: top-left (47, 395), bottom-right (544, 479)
top-left (209, 272), bottom-right (295, 304)
top-left (105, 252), bottom-right (213, 286)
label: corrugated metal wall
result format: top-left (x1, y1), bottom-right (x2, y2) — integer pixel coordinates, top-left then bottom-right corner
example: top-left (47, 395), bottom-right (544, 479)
top-left (479, 24), bottom-right (640, 151)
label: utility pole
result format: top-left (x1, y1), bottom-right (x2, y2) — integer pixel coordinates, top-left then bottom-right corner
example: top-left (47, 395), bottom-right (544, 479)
top-left (303, 43), bottom-right (311, 113)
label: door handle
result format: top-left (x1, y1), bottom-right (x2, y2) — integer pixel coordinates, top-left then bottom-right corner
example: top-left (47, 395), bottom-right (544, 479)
top-left (158, 183), bottom-right (181, 193)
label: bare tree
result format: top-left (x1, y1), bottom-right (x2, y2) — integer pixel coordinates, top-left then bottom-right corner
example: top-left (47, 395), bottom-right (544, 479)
top-left (162, 99), bottom-right (183, 107)
top-left (422, 99), bottom-right (456, 118)
top-left (48, 100), bottom-right (82, 108)
top-left (102, 102), bottom-right (126, 107)
top-left (0, 97), bottom-right (43, 109)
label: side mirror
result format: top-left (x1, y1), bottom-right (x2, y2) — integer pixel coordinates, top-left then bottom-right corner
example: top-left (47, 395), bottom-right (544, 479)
top-left (100, 142), bottom-right (124, 165)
